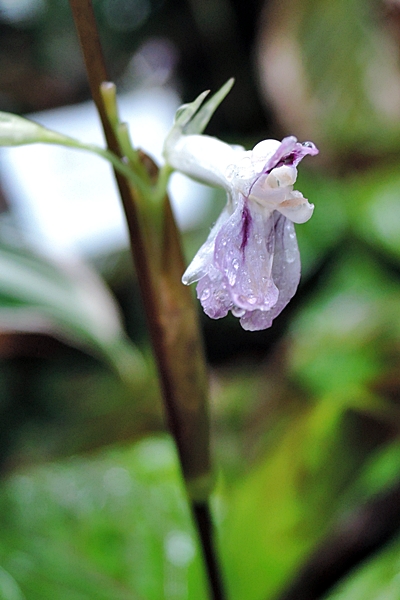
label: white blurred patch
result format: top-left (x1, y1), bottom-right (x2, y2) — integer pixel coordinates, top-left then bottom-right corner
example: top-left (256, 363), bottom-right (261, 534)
top-left (0, 87), bottom-right (210, 257)
top-left (164, 530), bottom-right (196, 568)
top-left (0, 0), bottom-right (44, 23)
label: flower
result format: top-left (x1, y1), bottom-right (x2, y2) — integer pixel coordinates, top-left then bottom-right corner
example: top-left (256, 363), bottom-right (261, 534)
top-left (163, 85), bottom-right (318, 331)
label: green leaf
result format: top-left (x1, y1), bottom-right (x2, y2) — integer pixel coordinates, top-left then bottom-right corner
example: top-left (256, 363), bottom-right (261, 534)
top-left (0, 112), bottom-right (149, 192)
top-left (0, 567), bottom-right (26, 600)
top-left (262, 0), bottom-right (400, 157)
top-left (0, 241), bottom-right (142, 380)
top-left (0, 437), bottom-right (208, 600)
top-left (326, 533), bottom-right (400, 600)
top-left (348, 164), bottom-right (400, 263)
top-left (219, 400), bottom-right (360, 600)
top-left (0, 112), bottom-right (78, 147)
top-left (289, 250), bottom-right (399, 397)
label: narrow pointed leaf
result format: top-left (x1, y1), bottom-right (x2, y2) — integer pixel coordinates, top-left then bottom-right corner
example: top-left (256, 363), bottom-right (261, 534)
top-left (0, 112), bottom-right (80, 147)
top-left (0, 241), bottom-right (142, 379)
top-left (186, 77), bottom-right (235, 134)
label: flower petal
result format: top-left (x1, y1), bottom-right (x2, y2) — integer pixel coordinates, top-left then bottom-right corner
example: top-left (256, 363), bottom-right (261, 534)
top-left (167, 134), bottom-right (243, 190)
top-left (214, 196), bottom-right (279, 312)
top-left (196, 268), bottom-right (232, 319)
top-left (277, 191), bottom-right (314, 224)
top-left (182, 201), bottom-right (233, 284)
top-left (267, 137), bottom-right (318, 171)
top-left (240, 213), bottom-right (301, 330)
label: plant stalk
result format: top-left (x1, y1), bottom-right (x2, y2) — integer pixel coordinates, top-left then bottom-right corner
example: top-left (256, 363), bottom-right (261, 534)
top-left (68, 1), bottom-right (225, 598)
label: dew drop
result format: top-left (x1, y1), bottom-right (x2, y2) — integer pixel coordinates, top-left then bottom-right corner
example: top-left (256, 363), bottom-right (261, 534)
top-left (231, 306), bottom-right (246, 318)
top-left (200, 288), bottom-right (210, 301)
top-left (225, 164), bottom-right (236, 180)
top-left (285, 249), bottom-right (296, 263)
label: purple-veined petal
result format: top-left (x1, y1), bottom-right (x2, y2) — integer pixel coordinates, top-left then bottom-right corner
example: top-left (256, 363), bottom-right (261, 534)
top-left (253, 136), bottom-right (298, 175)
top-left (266, 137), bottom-right (318, 171)
top-left (182, 201), bottom-right (233, 285)
top-left (240, 213), bottom-right (300, 330)
top-left (196, 267), bottom-right (232, 319)
top-left (214, 196), bottom-right (279, 312)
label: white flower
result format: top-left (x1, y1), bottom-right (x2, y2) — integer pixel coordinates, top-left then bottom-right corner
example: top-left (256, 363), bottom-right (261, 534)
top-left (163, 85), bottom-right (318, 331)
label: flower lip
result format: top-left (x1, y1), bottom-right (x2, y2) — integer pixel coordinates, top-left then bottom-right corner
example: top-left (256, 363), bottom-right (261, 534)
top-left (226, 136), bottom-right (318, 203)
top-left (255, 136), bottom-right (318, 180)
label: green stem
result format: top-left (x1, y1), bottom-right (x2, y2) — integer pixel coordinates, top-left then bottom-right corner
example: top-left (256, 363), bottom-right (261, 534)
top-left (151, 162), bottom-right (173, 203)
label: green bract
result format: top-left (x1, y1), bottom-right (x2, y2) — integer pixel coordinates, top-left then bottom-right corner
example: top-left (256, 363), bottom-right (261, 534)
top-left (0, 112), bottom-right (77, 147)
top-left (163, 78), bottom-right (234, 159)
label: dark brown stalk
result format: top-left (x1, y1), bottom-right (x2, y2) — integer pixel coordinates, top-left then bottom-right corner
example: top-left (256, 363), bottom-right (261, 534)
top-left (68, 2), bottom-right (225, 599)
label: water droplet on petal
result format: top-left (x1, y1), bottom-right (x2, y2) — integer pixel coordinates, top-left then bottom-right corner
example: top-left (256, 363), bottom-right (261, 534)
top-left (200, 288), bottom-right (210, 301)
top-left (284, 249), bottom-right (296, 263)
top-left (232, 306), bottom-right (246, 318)
top-left (225, 164), bottom-right (236, 180)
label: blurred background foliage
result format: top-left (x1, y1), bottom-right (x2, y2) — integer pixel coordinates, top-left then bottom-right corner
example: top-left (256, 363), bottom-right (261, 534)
top-left (0, 0), bottom-right (400, 599)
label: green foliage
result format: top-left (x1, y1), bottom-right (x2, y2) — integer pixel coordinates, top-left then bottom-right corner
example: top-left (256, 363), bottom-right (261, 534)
top-left (299, 0), bottom-right (400, 154)
top-left (3, 0), bottom-right (400, 598)
top-left (0, 240), bottom-right (142, 380)
top-left (0, 437), bottom-right (207, 600)
top-left (326, 533), bottom-right (400, 600)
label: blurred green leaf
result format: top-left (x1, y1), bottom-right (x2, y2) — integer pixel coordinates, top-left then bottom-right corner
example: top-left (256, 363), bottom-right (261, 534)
top-left (289, 249), bottom-right (400, 398)
top-left (217, 243), bottom-right (400, 600)
top-left (295, 169), bottom-right (347, 274)
top-left (0, 112), bottom-right (75, 147)
top-left (0, 566), bottom-right (26, 600)
top-left (349, 164), bottom-right (400, 263)
top-left (340, 439), bottom-right (400, 511)
top-left (0, 437), bottom-right (208, 600)
top-left (261, 0), bottom-right (400, 159)
top-left (219, 399), bottom-right (358, 600)
top-left (325, 533), bottom-right (400, 600)
top-left (0, 241), bottom-right (142, 379)
top-left (300, 0), bottom-right (400, 153)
